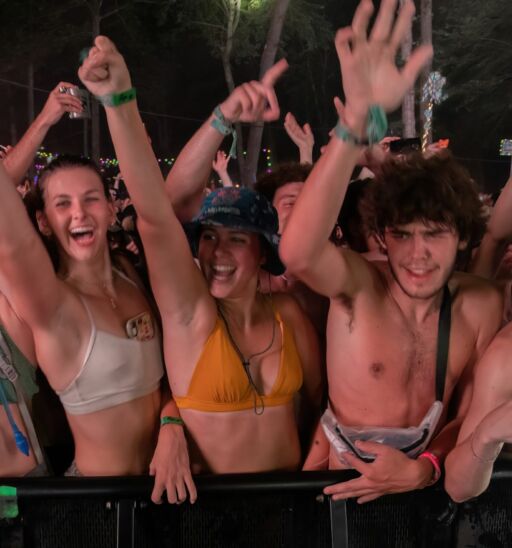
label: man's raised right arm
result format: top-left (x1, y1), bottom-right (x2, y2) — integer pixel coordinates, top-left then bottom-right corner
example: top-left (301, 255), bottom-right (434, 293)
top-left (280, 0), bottom-right (432, 298)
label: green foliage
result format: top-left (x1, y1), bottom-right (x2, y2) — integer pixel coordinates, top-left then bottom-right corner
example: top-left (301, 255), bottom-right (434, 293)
top-left (176, 0), bottom-right (331, 64)
top-left (435, 0), bottom-right (512, 130)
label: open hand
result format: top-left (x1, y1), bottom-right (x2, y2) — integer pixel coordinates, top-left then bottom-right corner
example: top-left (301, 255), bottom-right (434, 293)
top-left (335, 0), bottom-right (432, 124)
top-left (284, 112), bottom-right (314, 153)
top-left (324, 441), bottom-right (432, 504)
top-left (149, 423), bottom-right (197, 505)
top-left (212, 150), bottom-right (231, 174)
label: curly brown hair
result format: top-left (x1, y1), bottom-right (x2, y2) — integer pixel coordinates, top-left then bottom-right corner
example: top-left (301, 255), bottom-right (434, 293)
top-left (360, 151), bottom-right (486, 248)
top-left (254, 162), bottom-right (312, 203)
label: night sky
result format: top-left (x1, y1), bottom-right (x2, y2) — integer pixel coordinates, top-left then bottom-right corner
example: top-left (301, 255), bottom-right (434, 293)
top-left (0, 0), bottom-right (509, 192)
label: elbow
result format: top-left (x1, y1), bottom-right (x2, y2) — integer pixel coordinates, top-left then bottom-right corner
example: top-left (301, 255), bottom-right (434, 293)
top-left (279, 236), bottom-right (315, 276)
top-left (444, 457), bottom-right (487, 503)
top-left (444, 478), bottom-right (481, 503)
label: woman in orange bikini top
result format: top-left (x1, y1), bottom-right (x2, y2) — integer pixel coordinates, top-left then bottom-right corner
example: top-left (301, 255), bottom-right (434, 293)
top-left (78, 37), bottom-right (322, 476)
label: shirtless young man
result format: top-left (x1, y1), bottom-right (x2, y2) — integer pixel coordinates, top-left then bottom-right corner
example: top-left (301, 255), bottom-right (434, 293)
top-left (279, 0), bottom-right (503, 503)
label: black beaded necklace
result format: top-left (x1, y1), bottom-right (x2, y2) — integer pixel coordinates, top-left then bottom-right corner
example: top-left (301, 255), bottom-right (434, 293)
top-left (217, 300), bottom-right (276, 415)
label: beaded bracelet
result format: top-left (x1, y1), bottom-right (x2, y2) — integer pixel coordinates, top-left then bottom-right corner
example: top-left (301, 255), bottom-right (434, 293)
top-left (160, 416), bottom-right (184, 427)
top-left (418, 451), bottom-right (441, 486)
top-left (334, 105), bottom-right (388, 147)
top-left (96, 88), bottom-right (137, 107)
top-left (211, 105), bottom-right (238, 159)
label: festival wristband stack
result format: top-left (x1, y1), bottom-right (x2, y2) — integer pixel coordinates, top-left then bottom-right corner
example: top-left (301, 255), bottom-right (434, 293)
top-left (160, 416), bottom-right (184, 427)
top-left (418, 451), bottom-right (441, 486)
top-left (334, 105), bottom-right (388, 146)
top-left (95, 88), bottom-right (137, 108)
top-left (211, 105), bottom-right (238, 159)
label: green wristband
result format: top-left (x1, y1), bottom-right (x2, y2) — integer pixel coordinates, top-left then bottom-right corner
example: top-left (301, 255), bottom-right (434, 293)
top-left (96, 87), bottom-right (137, 107)
top-left (160, 416), bottom-right (184, 427)
top-left (334, 105), bottom-right (388, 147)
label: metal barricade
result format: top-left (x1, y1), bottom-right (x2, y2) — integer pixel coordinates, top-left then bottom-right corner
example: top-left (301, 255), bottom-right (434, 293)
top-left (1, 464), bottom-right (511, 548)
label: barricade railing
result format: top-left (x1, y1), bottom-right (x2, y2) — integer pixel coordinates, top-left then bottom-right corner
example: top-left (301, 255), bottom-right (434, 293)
top-left (1, 459), bottom-right (512, 548)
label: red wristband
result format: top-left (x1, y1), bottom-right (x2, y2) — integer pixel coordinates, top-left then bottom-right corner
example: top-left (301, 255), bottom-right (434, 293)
top-left (418, 451), bottom-right (441, 486)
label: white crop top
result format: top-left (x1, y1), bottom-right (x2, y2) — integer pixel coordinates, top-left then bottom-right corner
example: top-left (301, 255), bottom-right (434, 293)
top-left (56, 286), bottom-right (164, 415)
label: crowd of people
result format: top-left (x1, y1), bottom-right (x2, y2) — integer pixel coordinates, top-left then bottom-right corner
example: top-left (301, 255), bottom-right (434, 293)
top-left (2, 0), bottom-right (512, 514)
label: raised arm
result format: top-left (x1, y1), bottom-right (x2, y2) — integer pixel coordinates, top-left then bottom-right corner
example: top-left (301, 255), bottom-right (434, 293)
top-left (470, 171), bottom-right (512, 278)
top-left (0, 163), bottom-right (65, 329)
top-left (165, 60), bottom-right (288, 222)
top-left (212, 150), bottom-right (235, 187)
top-left (279, 0), bottom-right (432, 299)
top-left (3, 83), bottom-right (82, 185)
top-left (79, 38), bottom-right (212, 328)
top-left (284, 112), bottom-right (314, 165)
top-left (444, 325), bottom-right (512, 502)
top-left (79, 38), bottom-right (287, 328)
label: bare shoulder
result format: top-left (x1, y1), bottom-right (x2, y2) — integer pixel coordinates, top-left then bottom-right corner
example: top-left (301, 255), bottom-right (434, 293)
top-left (271, 292), bottom-right (305, 324)
top-left (451, 271), bottom-right (503, 353)
top-left (473, 321), bottom-right (512, 400)
top-left (271, 291), bottom-right (318, 335)
top-left (450, 271), bottom-right (503, 318)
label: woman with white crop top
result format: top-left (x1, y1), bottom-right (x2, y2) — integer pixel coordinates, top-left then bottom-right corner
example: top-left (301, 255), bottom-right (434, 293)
top-left (0, 155), bottom-right (195, 503)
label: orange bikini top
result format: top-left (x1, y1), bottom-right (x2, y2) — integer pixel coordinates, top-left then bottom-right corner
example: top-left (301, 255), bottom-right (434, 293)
top-left (174, 311), bottom-right (303, 412)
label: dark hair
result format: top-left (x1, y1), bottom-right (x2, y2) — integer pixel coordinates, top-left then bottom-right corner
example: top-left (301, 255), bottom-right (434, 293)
top-left (254, 162), bottom-right (312, 203)
top-left (36, 155), bottom-right (110, 206)
top-left (335, 178), bottom-right (373, 252)
top-left (360, 152), bottom-right (486, 248)
top-left (28, 155), bottom-right (112, 271)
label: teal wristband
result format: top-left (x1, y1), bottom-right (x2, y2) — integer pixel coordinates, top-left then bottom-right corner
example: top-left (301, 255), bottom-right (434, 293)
top-left (366, 105), bottom-right (388, 145)
top-left (160, 416), bottom-right (184, 427)
top-left (211, 105), bottom-right (238, 159)
top-left (334, 105), bottom-right (388, 146)
top-left (333, 122), bottom-right (368, 146)
top-left (96, 87), bottom-right (137, 107)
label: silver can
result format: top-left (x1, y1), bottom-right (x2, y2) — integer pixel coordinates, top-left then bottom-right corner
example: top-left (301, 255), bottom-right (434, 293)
top-left (59, 86), bottom-right (91, 119)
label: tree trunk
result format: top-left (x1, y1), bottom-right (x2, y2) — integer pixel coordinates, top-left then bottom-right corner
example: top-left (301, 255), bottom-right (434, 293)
top-left (220, 0), bottom-right (244, 180)
top-left (400, 0), bottom-right (416, 138)
top-left (242, 0), bottom-right (290, 186)
top-left (221, 51), bottom-right (245, 178)
top-left (420, 0), bottom-right (433, 145)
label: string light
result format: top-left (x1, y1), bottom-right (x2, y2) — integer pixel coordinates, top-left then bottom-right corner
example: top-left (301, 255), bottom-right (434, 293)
top-left (34, 148), bottom-right (271, 175)
top-left (421, 71), bottom-right (446, 151)
top-left (262, 147), bottom-right (272, 173)
top-left (34, 149), bottom-right (176, 173)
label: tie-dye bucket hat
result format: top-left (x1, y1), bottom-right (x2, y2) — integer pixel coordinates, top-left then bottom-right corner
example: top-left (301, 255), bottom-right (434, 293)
top-left (185, 187), bottom-right (285, 275)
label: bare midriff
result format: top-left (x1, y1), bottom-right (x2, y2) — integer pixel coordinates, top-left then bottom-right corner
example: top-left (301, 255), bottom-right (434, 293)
top-left (68, 389), bottom-right (161, 475)
top-left (181, 403), bottom-right (301, 474)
